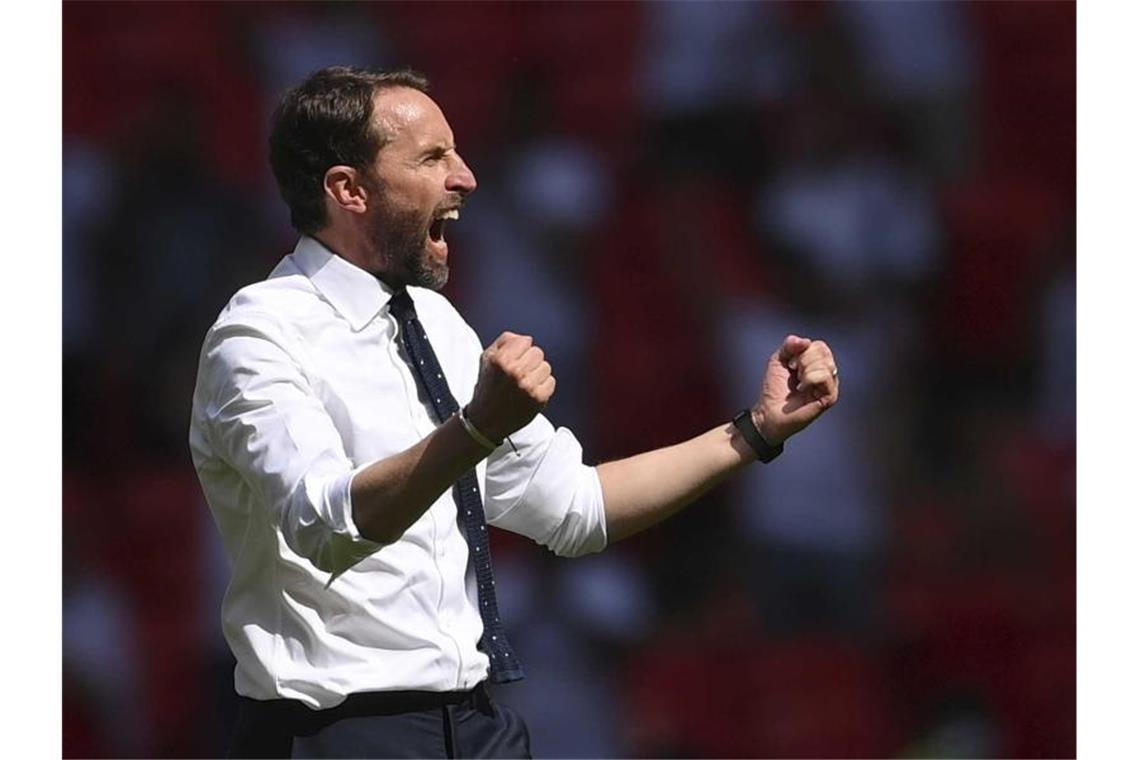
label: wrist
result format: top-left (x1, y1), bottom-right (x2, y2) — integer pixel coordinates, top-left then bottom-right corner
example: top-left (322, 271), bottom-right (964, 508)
top-left (735, 408), bottom-right (784, 463)
top-left (751, 406), bottom-right (786, 447)
top-left (464, 402), bottom-right (501, 441)
top-left (459, 405), bottom-right (501, 451)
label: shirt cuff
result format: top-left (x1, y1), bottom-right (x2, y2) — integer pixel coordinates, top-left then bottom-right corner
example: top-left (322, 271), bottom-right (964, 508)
top-left (324, 463), bottom-right (384, 585)
top-left (341, 461), bottom-right (382, 545)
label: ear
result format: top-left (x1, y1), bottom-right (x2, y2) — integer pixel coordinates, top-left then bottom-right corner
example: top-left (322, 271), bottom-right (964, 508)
top-left (323, 165), bottom-right (369, 217)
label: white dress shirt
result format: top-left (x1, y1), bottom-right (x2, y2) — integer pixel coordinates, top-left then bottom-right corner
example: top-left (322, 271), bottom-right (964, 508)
top-left (189, 237), bottom-right (607, 709)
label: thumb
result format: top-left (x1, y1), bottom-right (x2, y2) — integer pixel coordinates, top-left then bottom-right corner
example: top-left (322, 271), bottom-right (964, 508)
top-left (777, 334), bottom-right (812, 364)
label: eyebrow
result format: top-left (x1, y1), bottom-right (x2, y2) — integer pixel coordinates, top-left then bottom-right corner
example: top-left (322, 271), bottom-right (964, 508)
top-left (421, 143), bottom-right (455, 158)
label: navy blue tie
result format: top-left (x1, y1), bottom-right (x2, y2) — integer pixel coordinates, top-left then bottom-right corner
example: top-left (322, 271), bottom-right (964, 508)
top-left (387, 289), bottom-right (524, 683)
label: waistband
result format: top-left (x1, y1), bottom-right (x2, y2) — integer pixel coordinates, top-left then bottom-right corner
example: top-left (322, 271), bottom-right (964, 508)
top-left (238, 682), bottom-right (492, 737)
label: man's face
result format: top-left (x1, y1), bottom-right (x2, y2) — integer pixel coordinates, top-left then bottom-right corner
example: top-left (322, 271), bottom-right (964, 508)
top-left (362, 87), bottom-right (477, 290)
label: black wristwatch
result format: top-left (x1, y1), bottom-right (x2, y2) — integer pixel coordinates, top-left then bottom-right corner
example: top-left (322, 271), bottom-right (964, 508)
top-left (732, 409), bottom-right (784, 463)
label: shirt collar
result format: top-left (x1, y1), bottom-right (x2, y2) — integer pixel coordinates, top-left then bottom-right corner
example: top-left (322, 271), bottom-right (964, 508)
top-left (290, 236), bottom-right (395, 331)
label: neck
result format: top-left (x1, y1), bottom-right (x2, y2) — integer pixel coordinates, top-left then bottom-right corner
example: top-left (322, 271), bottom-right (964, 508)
top-left (314, 224), bottom-right (369, 271)
top-left (313, 225), bottom-right (403, 291)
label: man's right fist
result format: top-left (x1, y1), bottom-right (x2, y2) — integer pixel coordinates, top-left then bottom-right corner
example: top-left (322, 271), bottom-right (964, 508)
top-left (466, 332), bottom-right (556, 443)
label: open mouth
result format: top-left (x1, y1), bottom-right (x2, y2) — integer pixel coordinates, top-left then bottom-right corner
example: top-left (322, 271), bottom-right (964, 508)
top-left (429, 208), bottom-right (460, 244)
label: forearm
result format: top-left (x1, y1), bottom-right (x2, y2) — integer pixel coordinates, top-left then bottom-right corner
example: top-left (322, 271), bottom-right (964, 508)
top-left (351, 414), bottom-right (490, 544)
top-left (352, 329), bottom-right (561, 545)
top-left (598, 421), bottom-right (756, 543)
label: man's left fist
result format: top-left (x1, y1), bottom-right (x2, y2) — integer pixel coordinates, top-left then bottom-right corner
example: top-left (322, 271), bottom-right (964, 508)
top-left (752, 334), bottom-right (839, 446)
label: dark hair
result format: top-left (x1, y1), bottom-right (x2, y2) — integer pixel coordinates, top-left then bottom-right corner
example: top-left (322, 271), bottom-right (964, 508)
top-left (268, 66), bottom-right (430, 235)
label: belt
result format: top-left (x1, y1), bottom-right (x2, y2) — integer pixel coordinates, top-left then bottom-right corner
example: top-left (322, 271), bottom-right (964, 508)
top-left (238, 682), bottom-right (493, 737)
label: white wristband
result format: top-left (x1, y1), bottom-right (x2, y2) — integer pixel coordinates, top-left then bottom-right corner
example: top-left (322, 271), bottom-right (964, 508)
top-left (458, 406), bottom-right (500, 451)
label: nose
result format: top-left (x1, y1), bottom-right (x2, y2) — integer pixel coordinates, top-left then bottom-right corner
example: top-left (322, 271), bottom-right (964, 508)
top-left (445, 153), bottom-right (477, 196)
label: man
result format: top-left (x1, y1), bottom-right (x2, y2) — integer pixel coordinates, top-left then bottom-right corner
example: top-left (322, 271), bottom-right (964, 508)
top-left (190, 66), bottom-right (839, 758)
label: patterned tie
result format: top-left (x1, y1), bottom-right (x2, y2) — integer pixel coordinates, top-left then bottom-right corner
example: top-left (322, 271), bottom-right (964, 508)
top-left (387, 289), bottom-right (524, 684)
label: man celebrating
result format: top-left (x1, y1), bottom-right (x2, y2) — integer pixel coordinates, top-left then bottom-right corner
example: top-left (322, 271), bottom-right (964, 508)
top-left (190, 66), bottom-right (839, 758)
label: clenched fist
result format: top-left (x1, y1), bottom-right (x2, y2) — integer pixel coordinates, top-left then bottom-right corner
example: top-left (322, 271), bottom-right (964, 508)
top-left (466, 332), bottom-right (556, 443)
top-left (753, 334), bottom-right (839, 446)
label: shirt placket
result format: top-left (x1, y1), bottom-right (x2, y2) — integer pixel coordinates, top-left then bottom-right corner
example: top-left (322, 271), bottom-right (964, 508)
top-left (385, 311), bottom-right (468, 688)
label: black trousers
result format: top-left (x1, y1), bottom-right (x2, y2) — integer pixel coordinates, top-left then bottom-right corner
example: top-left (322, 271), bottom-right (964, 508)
top-left (229, 683), bottom-right (532, 759)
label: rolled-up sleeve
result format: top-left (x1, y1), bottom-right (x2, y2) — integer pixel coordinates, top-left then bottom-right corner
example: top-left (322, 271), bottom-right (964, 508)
top-left (482, 414), bottom-right (607, 557)
top-left (196, 314), bottom-right (381, 575)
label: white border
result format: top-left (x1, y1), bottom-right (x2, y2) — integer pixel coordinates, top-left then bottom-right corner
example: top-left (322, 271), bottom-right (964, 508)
top-left (1, 1), bottom-right (62, 757)
top-left (26, 1), bottom-right (1131, 756)
top-left (1077, 1), bottom-right (1140, 756)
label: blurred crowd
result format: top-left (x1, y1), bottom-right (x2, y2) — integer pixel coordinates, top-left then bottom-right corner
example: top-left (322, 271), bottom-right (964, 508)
top-left (62, 2), bottom-right (1075, 757)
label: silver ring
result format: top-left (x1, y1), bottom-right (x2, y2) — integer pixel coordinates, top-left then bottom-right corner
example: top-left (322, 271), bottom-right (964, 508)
top-left (831, 367), bottom-right (839, 379)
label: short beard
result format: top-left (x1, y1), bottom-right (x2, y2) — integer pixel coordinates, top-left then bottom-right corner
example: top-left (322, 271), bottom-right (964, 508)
top-left (364, 193), bottom-right (449, 292)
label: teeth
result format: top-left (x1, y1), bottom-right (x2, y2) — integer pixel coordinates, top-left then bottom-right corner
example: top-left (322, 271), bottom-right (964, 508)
top-left (440, 209), bottom-right (459, 221)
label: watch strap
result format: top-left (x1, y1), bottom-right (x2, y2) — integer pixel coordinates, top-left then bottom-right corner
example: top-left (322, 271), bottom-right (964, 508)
top-left (732, 409), bottom-right (784, 463)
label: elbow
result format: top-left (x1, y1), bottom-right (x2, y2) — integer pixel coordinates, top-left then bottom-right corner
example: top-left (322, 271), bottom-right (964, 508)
top-left (279, 516), bottom-right (342, 574)
top-left (360, 519), bottom-right (403, 547)
top-left (279, 504), bottom-right (345, 573)
top-left (543, 512), bottom-right (608, 558)
top-left (279, 473), bottom-right (382, 575)
top-left (349, 496), bottom-right (412, 546)
top-left (313, 533), bottom-right (381, 576)
top-left (282, 513), bottom-right (381, 576)
top-left (600, 510), bottom-right (634, 545)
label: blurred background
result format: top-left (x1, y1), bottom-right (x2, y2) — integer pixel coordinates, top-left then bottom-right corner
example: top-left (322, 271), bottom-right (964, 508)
top-left (62, 1), bottom-right (1074, 757)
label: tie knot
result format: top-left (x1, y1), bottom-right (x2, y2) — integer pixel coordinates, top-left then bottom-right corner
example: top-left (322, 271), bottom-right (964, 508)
top-left (388, 290), bottom-right (416, 322)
